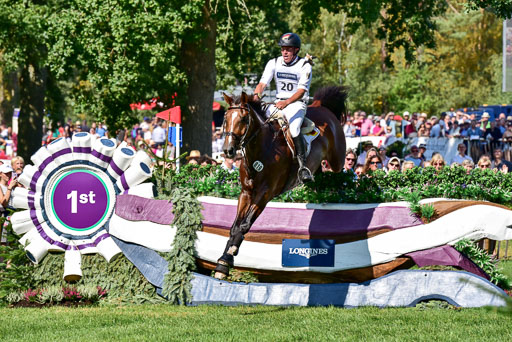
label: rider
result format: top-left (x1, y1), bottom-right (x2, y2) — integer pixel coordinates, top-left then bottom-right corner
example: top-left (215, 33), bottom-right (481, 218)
top-left (253, 32), bottom-right (314, 182)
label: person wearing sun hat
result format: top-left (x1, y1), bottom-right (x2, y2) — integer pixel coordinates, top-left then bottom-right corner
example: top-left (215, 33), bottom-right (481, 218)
top-left (386, 156), bottom-right (401, 173)
top-left (186, 149), bottom-right (202, 165)
top-left (480, 112), bottom-right (491, 130)
top-left (357, 140), bottom-right (373, 165)
top-left (0, 163), bottom-right (18, 212)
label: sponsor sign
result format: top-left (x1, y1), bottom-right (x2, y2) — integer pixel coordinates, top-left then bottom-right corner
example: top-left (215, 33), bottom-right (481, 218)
top-left (277, 72), bottom-right (298, 81)
top-left (282, 239), bottom-right (335, 267)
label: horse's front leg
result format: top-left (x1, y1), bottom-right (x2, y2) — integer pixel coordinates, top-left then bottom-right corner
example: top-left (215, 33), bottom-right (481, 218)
top-left (214, 189), bottom-right (270, 279)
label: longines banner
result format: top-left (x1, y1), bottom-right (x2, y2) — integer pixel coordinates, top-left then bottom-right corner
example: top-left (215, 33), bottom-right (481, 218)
top-left (282, 239), bottom-right (335, 267)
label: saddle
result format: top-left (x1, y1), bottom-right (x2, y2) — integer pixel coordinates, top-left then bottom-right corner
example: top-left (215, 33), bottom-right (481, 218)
top-left (273, 111), bottom-right (320, 158)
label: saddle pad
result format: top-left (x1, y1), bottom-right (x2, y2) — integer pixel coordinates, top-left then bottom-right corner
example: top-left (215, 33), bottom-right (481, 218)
top-left (304, 127), bottom-right (320, 156)
top-left (301, 117), bottom-right (315, 134)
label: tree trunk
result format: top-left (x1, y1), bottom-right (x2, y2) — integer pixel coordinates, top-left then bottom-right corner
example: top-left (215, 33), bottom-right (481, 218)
top-left (180, 4), bottom-right (216, 156)
top-left (18, 62), bottom-right (47, 161)
top-left (0, 63), bottom-right (19, 126)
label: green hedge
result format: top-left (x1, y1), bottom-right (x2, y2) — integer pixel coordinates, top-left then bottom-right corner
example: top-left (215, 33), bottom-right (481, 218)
top-left (152, 164), bottom-right (512, 205)
top-left (0, 219), bottom-right (162, 305)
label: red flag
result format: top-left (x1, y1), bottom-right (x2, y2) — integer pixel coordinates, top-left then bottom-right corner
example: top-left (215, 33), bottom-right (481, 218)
top-left (156, 106), bottom-right (181, 124)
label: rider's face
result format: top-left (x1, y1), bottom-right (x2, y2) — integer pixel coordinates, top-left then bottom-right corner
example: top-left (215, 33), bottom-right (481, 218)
top-left (281, 46), bottom-right (298, 63)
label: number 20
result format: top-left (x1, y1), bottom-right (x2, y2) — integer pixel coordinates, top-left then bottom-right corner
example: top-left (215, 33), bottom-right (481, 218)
top-left (281, 82), bottom-right (294, 91)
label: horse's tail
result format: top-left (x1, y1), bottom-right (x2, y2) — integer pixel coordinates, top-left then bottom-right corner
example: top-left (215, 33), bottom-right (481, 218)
top-left (313, 86), bottom-right (348, 124)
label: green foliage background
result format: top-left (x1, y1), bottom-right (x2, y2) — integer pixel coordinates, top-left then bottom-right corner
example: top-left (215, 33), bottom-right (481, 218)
top-left (298, 3), bottom-right (512, 115)
top-left (158, 164), bottom-right (512, 205)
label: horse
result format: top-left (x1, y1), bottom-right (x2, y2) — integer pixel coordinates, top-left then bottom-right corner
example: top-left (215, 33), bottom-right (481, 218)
top-left (214, 86), bottom-right (348, 279)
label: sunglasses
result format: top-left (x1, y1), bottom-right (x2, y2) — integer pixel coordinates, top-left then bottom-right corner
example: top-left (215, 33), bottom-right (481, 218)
top-left (411, 150), bottom-right (419, 153)
top-left (346, 158), bottom-right (356, 161)
top-left (480, 164), bottom-right (491, 168)
top-left (370, 161), bottom-right (380, 165)
top-left (389, 162), bottom-right (399, 167)
top-left (433, 162), bottom-right (444, 166)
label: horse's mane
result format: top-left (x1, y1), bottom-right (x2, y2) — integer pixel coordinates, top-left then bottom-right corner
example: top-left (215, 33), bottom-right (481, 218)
top-left (313, 86), bottom-right (348, 124)
top-left (231, 94), bottom-right (267, 120)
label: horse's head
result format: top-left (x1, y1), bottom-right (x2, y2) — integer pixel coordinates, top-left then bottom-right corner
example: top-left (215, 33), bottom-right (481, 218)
top-left (222, 92), bottom-right (252, 158)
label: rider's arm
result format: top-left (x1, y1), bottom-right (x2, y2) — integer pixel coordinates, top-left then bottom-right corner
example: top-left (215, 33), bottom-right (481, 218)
top-left (254, 83), bottom-right (267, 101)
top-left (278, 89), bottom-right (306, 107)
top-left (254, 59), bottom-right (276, 100)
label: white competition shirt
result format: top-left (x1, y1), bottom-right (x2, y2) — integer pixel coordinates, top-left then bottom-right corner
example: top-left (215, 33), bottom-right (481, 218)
top-left (259, 56), bottom-right (312, 101)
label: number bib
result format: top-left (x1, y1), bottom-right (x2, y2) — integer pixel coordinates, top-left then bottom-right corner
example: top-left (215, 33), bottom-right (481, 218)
top-left (276, 72), bottom-right (299, 95)
top-left (259, 56), bottom-right (312, 101)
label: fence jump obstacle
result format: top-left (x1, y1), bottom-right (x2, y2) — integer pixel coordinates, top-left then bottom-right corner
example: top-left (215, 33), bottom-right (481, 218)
top-left (7, 132), bottom-right (511, 307)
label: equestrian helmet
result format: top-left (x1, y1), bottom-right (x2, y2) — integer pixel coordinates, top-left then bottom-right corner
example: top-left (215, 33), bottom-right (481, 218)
top-left (278, 33), bottom-right (301, 49)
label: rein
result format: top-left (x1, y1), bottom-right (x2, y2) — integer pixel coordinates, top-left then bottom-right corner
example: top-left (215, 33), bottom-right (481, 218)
top-left (224, 104), bottom-right (267, 149)
top-left (223, 103), bottom-right (283, 175)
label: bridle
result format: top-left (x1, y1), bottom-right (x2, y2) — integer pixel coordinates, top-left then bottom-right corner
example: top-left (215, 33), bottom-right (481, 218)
top-left (223, 104), bottom-right (255, 149)
top-left (223, 101), bottom-right (281, 150)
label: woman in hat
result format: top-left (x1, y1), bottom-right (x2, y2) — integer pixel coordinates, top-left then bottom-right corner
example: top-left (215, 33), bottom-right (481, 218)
top-left (0, 164), bottom-right (18, 212)
top-left (186, 150), bottom-right (202, 165)
top-left (386, 156), bottom-right (401, 173)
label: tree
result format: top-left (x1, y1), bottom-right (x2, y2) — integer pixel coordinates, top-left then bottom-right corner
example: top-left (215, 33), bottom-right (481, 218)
top-left (295, 2), bottom-right (512, 114)
top-left (43, 0), bottom-right (288, 156)
top-left (2, 0), bottom-right (512, 159)
top-left (0, 2), bottom-right (52, 161)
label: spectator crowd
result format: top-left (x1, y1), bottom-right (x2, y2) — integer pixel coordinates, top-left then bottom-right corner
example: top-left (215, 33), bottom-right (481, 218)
top-left (335, 109), bottom-right (512, 176)
top-left (2, 105), bottom-right (511, 198)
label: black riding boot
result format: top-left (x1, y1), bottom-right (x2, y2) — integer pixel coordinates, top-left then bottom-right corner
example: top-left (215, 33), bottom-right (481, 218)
top-left (292, 135), bottom-right (314, 183)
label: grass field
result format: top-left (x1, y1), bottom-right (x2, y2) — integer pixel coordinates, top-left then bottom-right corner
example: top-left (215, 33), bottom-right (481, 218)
top-left (1, 304), bottom-right (512, 342)
top-left (1, 262), bottom-right (512, 341)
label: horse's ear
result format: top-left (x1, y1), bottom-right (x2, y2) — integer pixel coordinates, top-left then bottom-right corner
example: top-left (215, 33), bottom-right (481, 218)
top-left (223, 93), bottom-right (233, 106)
top-left (241, 92), bottom-right (249, 104)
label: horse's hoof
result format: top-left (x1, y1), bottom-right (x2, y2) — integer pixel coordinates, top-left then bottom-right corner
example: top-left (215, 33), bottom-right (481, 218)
top-left (214, 261), bottom-right (230, 279)
top-left (214, 272), bottom-right (227, 280)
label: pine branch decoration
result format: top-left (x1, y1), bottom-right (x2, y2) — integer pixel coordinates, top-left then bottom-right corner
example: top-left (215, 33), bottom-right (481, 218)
top-left (161, 187), bottom-right (203, 304)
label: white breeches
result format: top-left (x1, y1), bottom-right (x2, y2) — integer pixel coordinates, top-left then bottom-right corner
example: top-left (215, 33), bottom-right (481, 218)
top-left (265, 101), bottom-right (307, 138)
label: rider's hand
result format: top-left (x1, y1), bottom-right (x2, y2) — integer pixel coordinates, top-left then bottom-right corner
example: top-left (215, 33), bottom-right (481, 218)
top-left (275, 100), bottom-right (288, 110)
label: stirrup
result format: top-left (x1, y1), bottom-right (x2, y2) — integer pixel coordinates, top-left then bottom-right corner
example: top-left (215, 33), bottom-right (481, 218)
top-left (298, 165), bottom-right (314, 183)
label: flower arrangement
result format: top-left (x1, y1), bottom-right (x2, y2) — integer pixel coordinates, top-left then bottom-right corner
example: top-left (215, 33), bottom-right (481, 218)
top-left (5, 285), bottom-right (107, 307)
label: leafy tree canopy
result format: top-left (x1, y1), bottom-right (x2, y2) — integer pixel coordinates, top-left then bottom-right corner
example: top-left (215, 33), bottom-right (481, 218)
top-left (1, 0), bottom-right (512, 157)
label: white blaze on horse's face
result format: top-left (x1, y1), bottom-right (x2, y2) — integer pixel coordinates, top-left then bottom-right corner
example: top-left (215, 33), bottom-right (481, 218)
top-left (227, 109), bottom-right (239, 147)
top-left (223, 105), bottom-right (248, 157)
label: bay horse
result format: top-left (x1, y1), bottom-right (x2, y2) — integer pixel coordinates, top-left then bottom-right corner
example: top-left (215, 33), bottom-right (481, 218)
top-left (214, 86), bottom-right (348, 279)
